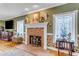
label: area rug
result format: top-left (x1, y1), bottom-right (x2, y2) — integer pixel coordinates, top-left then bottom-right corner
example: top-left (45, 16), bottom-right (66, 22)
top-left (0, 48), bottom-right (34, 56)
top-left (0, 40), bottom-right (20, 53)
top-left (0, 40), bottom-right (33, 56)
top-left (0, 40), bottom-right (17, 47)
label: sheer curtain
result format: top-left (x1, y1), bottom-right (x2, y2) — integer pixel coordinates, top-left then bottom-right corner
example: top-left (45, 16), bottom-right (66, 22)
top-left (54, 11), bottom-right (77, 42)
top-left (17, 20), bottom-right (24, 38)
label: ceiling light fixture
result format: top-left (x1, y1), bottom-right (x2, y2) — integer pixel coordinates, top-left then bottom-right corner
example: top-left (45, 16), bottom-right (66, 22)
top-left (33, 5), bottom-right (39, 8)
top-left (24, 8), bottom-right (29, 11)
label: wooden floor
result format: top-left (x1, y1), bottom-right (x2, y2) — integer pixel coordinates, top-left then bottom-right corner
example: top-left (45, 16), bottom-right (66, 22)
top-left (0, 40), bottom-right (74, 56)
top-left (15, 44), bottom-right (69, 56)
top-left (0, 40), bottom-right (17, 52)
top-left (15, 44), bottom-right (54, 56)
top-left (0, 40), bottom-right (17, 47)
top-left (48, 50), bottom-right (69, 56)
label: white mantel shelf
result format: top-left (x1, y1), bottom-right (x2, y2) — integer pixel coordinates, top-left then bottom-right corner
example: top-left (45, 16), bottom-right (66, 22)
top-left (25, 23), bottom-right (48, 28)
top-left (25, 23), bottom-right (48, 49)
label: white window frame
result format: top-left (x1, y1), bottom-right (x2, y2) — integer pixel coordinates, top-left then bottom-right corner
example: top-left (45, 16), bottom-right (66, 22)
top-left (17, 20), bottom-right (24, 38)
top-left (53, 10), bottom-right (78, 46)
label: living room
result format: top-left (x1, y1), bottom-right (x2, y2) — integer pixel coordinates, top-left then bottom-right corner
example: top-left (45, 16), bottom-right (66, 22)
top-left (0, 3), bottom-right (79, 56)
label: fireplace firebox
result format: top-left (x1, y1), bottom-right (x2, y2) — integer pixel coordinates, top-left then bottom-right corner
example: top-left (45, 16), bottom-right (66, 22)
top-left (29, 35), bottom-right (41, 47)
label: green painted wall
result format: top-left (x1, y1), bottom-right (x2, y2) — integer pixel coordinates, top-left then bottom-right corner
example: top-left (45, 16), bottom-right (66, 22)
top-left (26, 3), bottom-right (79, 33)
top-left (0, 20), bottom-right (5, 27)
top-left (40, 3), bottom-right (79, 33)
top-left (5, 3), bottom-right (79, 34)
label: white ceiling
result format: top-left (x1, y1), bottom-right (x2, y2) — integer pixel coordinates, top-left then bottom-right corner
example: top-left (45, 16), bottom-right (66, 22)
top-left (0, 3), bottom-right (66, 20)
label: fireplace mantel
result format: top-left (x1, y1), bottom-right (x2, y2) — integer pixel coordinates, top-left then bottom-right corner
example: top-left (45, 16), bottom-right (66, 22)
top-left (25, 23), bottom-right (48, 28)
top-left (25, 23), bottom-right (47, 49)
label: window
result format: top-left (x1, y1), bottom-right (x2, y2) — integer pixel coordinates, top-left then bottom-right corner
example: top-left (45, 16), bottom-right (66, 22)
top-left (53, 11), bottom-right (77, 43)
top-left (17, 20), bottom-right (24, 38)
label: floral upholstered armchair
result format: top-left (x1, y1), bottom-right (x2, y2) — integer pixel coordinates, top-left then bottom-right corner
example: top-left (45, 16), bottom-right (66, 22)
top-left (12, 33), bottom-right (24, 44)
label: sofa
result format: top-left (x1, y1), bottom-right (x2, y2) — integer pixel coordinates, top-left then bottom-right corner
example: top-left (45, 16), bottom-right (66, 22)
top-left (0, 30), bottom-right (13, 41)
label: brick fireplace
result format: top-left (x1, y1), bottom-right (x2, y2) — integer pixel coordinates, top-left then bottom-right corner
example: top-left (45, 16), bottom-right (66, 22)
top-left (27, 28), bottom-right (44, 48)
top-left (25, 23), bottom-right (47, 49)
